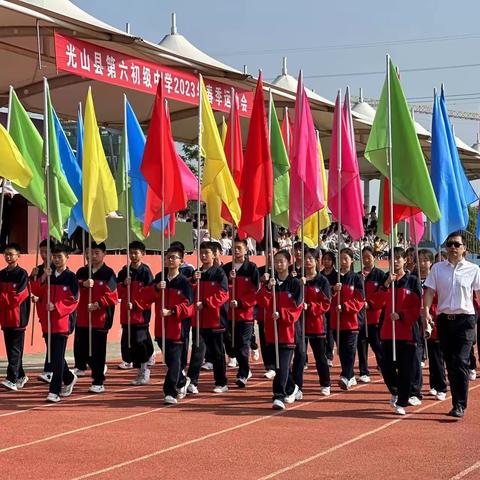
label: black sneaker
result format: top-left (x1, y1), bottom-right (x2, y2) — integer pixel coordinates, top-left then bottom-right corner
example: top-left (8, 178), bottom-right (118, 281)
top-left (447, 406), bottom-right (464, 418)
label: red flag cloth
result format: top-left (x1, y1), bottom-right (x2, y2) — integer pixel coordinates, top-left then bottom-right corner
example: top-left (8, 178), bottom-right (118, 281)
top-left (281, 114), bottom-right (294, 157)
top-left (141, 81), bottom-right (187, 235)
top-left (328, 92), bottom-right (364, 240)
top-left (238, 73), bottom-right (273, 242)
top-left (289, 74), bottom-right (324, 233)
top-left (408, 212), bottom-right (424, 244)
top-left (221, 93), bottom-right (244, 223)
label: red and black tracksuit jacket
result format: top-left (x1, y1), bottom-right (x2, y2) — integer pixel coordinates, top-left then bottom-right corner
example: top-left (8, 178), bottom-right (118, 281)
top-left (370, 272), bottom-right (422, 342)
top-left (30, 269), bottom-right (79, 335)
top-left (257, 275), bottom-right (303, 347)
top-left (76, 264), bottom-right (118, 330)
top-left (141, 273), bottom-right (194, 343)
top-left (329, 271), bottom-right (365, 331)
top-left (222, 260), bottom-right (260, 323)
top-left (305, 273), bottom-right (332, 337)
top-left (362, 267), bottom-right (387, 326)
top-left (0, 266), bottom-right (30, 330)
top-left (117, 264), bottom-right (153, 327)
top-left (192, 266), bottom-right (229, 330)
top-left (256, 265), bottom-right (272, 323)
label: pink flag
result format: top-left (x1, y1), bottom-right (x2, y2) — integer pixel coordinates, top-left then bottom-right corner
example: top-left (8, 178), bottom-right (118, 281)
top-left (328, 90), bottom-right (364, 240)
top-left (289, 72), bottom-right (324, 233)
top-left (177, 153), bottom-right (199, 201)
top-left (408, 212), bottom-right (424, 244)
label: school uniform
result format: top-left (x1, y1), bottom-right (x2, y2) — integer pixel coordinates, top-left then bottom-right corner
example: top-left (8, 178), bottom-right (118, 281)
top-left (222, 260), bottom-right (260, 383)
top-left (409, 270), bottom-right (425, 400)
top-left (0, 265), bottom-right (30, 384)
top-left (370, 273), bottom-right (421, 408)
top-left (322, 269), bottom-right (338, 361)
top-left (257, 275), bottom-right (303, 402)
top-left (141, 273), bottom-right (193, 398)
top-left (74, 264), bottom-right (118, 386)
top-left (304, 273), bottom-right (332, 387)
top-left (30, 269), bottom-right (79, 395)
top-left (117, 264), bottom-right (154, 367)
top-left (329, 271), bottom-right (365, 384)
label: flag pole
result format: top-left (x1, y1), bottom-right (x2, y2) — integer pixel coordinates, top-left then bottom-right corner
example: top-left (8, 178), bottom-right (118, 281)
top-left (195, 75), bottom-right (203, 348)
top-left (43, 77), bottom-right (52, 365)
top-left (299, 71), bottom-right (306, 354)
top-left (230, 86), bottom-right (236, 350)
top-left (78, 101), bottom-right (87, 265)
top-left (30, 214), bottom-right (41, 346)
top-left (123, 94), bottom-right (132, 351)
top-left (160, 96), bottom-right (167, 363)
top-left (315, 129), bottom-right (321, 248)
top-left (336, 89), bottom-right (342, 355)
top-left (386, 54), bottom-right (396, 362)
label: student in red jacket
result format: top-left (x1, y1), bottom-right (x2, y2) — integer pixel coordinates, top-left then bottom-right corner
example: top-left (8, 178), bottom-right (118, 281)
top-left (187, 242), bottom-right (229, 393)
top-left (30, 244), bottom-right (79, 402)
top-left (370, 247), bottom-right (422, 415)
top-left (304, 248), bottom-right (332, 395)
top-left (257, 250), bottom-right (303, 410)
top-left (117, 241), bottom-right (154, 385)
top-left (222, 238), bottom-right (260, 388)
top-left (141, 245), bottom-right (194, 404)
top-left (330, 248), bottom-right (365, 391)
top-left (74, 242), bottom-right (118, 393)
top-left (357, 246), bottom-right (385, 383)
top-left (0, 243), bottom-right (30, 391)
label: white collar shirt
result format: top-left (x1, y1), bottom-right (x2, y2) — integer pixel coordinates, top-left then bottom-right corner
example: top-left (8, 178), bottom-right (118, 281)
top-left (424, 259), bottom-right (480, 315)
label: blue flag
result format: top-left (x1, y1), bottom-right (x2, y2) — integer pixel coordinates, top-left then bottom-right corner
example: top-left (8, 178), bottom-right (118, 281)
top-left (52, 109), bottom-right (88, 237)
top-left (431, 90), bottom-right (476, 245)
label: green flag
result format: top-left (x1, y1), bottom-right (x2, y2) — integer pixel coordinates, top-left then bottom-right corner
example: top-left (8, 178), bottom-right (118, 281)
top-left (45, 85), bottom-right (78, 240)
top-left (270, 100), bottom-right (290, 228)
top-left (364, 58), bottom-right (440, 222)
top-left (8, 88), bottom-right (46, 212)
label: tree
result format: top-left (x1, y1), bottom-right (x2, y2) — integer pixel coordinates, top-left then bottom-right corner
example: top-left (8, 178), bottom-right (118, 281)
top-left (181, 143), bottom-right (202, 178)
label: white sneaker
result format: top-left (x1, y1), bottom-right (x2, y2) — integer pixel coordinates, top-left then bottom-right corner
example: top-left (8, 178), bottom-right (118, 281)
top-left (349, 377), bottom-right (357, 386)
top-left (227, 357), bottom-right (238, 368)
top-left (131, 368), bottom-right (150, 386)
top-left (272, 399), bottom-right (285, 410)
top-left (320, 386), bottom-right (331, 396)
top-left (390, 395), bottom-right (398, 407)
top-left (428, 388), bottom-right (437, 397)
top-left (327, 359), bottom-right (333, 367)
top-left (408, 396), bottom-right (422, 406)
top-left (252, 349), bottom-right (260, 361)
top-left (46, 393), bottom-right (61, 403)
top-left (395, 405), bottom-right (406, 415)
top-left (61, 373), bottom-right (77, 397)
top-left (117, 361), bottom-right (133, 370)
top-left (147, 352), bottom-right (156, 367)
top-left (38, 372), bottom-right (52, 383)
top-left (187, 383), bottom-right (199, 395)
top-left (72, 368), bottom-right (86, 377)
top-left (303, 364), bottom-right (309, 370)
top-left (436, 391), bottom-right (447, 401)
top-left (285, 385), bottom-right (299, 404)
top-left (212, 385), bottom-right (228, 393)
top-left (236, 372), bottom-right (251, 388)
top-left (89, 384), bottom-right (105, 394)
top-left (338, 377), bottom-right (349, 391)
top-left (264, 370), bottom-right (276, 379)
top-left (1, 379), bottom-right (18, 391)
top-left (420, 361), bottom-right (425, 368)
top-left (16, 376), bottom-right (28, 389)
top-left (359, 375), bottom-right (371, 383)
top-left (177, 377), bottom-right (191, 400)
top-left (164, 395), bottom-right (177, 405)
top-left (469, 369), bottom-right (477, 381)
top-left (201, 362), bottom-right (213, 371)
top-left (295, 389), bottom-right (303, 401)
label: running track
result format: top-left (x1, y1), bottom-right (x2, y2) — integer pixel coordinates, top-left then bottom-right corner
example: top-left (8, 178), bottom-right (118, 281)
top-left (0, 357), bottom-right (479, 480)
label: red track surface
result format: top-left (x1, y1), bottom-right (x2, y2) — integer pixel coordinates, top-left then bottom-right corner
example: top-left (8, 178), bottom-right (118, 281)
top-left (0, 357), bottom-right (479, 480)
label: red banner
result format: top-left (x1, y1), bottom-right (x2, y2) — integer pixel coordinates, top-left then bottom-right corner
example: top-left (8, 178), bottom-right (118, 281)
top-left (54, 33), bottom-right (253, 116)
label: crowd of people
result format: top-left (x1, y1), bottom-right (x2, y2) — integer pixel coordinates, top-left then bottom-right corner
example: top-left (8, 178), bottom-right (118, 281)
top-left (0, 231), bottom-right (478, 419)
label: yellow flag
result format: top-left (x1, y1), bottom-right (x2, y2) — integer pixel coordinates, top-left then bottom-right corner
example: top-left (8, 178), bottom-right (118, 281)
top-left (221, 116), bottom-right (227, 147)
top-left (83, 88), bottom-right (118, 243)
top-left (200, 79), bottom-right (240, 239)
top-left (0, 123), bottom-right (32, 188)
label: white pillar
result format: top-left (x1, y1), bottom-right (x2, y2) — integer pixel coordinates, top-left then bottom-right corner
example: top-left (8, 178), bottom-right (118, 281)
top-left (363, 178), bottom-right (370, 215)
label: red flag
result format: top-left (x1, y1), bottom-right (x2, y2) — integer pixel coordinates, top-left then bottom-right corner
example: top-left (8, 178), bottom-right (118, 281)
top-left (141, 81), bottom-right (187, 235)
top-left (281, 114), bottom-right (294, 157)
top-left (221, 93), bottom-right (244, 223)
top-left (238, 73), bottom-right (273, 241)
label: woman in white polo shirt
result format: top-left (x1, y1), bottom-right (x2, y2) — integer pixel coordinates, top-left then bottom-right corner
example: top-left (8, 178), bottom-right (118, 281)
top-left (424, 231), bottom-right (480, 419)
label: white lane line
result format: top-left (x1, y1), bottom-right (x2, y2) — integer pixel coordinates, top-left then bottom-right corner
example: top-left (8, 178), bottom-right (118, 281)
top-left (450, 460), bottom-right (480, 480)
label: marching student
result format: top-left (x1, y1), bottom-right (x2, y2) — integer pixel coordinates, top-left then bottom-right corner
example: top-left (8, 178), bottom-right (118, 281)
top-left (30, 244), bottom-right (79, 402)
top-left (303, 248), bottom-right (332, 396)
top-left (321, 251), bottom-right (337, 366)
top-left (117, 241), bottom-right (154, 385)
top-left (330, 248), bottom-right (365, 391)
top-left (357, 246), bottom-right (385, 383)
top-left (74, 241), bottom-right (118, 393)
top-left (292, 242), bottom-right (306, 277)
top-left (222, 238), bottom-right (260, 388)
top-left (370, 247), bottom-right (422, 415)
top-left (0, 243), bottom-right (30, 391)
top-left (257, 249), bottom-right (303, 410)
top-left (418, 249), bottom-right (447, 401)
top-left (140, 245), bottom-right (194, 404)
top-left (186, 242), bottom-right (229, 393)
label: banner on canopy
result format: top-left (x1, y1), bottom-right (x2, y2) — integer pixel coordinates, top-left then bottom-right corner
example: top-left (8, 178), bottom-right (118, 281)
top-left (54, 33), bottom-right (253, 116)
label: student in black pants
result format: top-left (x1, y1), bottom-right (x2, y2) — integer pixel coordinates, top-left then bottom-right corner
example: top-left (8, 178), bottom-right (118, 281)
top-left (321, 251), bottom-right (337, 366)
